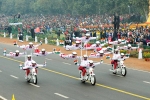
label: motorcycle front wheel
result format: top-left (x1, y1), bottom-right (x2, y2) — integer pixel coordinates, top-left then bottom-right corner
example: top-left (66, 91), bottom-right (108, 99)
top-left (121, 67), bottom-right (127, 76)
top-left (90, 75), bottom-right (96, 86)
top-left (33, 75), bottom-right (38, 84)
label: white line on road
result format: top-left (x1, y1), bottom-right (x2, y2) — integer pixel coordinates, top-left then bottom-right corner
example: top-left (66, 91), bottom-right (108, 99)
top-left (29, 83), bottom-right (40, 87)
top-left (10, 75), bottom-right (18, 79)
top-left (62, 62), bottom-right (71, 65)
top-left (54, 93), bottom-right (69, 99)
top-left (0, 70), bottom-right (2, 72)
top-left (45, 58), bottom-right (52, 60)
top-left (101, 62), bottom-right (150, 73)
top-left (143, 81), bottom-right (150, 84)
top-left (0, 95), bottom-right (7, 100)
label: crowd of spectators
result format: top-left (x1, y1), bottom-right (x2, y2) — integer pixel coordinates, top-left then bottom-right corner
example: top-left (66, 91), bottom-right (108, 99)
top-left (0, 14), bottom-right (149, 47)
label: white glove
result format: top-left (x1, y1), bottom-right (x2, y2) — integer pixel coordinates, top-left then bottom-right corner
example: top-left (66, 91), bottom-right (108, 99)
top-left (19, 66), bottom-right (23, 70)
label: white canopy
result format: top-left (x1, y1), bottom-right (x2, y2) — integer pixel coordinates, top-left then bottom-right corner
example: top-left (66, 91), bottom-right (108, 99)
top-left (9, 22), bottom-right (22, 25)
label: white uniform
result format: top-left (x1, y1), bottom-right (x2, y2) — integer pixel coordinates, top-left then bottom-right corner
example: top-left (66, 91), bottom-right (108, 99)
top-left (85, 44), bottom-right (103, 50)
top-left (112, 54), bottom-right (121, 60)
top-left (19, 44), bottom-right (40, 50)
top-left (24, 60), bottom-right (33, 68)
top-left (33, 52), bottom-right (53, 56)
top-left (80, 60), bottom-right (90, 68)
top-left (60, 54), bottom-right (81, 59)
top-left (118, 56), bottom-right (129, 61)
top-left (23, 60), bottom-right (45, 69)
top-left (6, 52), bottom-right (25, 58)
top-left (109, 41), bottom-right (126, 45)
top-left (65, 44), bottom-right (82, 50)
top-left (75, 37), bottom-right (96, 45)
top-left (89, 52), bottom-right (111, 58)
top-left (80, 60), bottom-right (101, 68)
top-left (117, 46), bottom-right (138, 50)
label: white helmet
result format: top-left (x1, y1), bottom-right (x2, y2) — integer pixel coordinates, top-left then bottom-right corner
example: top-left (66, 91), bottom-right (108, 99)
top-left (41, 49), bottom-right (45, 51)
top-left (15, 50), bottom-right (19, 53)
top-left (118, 39), bottom-right (121, 42)
top-left (27, 55), bottom-right (31, 57)
top-left (98, 50), bottom-right (104, 54)
top-left (121, 53), bottom-right (124, 56)
top-left (89, 60), bottom-right (93, 64)
top-left (83, 55), bottom-right (88, 57)
top-left (76, 41), bottom-right (80, 43)
top-left (29, 42), bottom-right (33, 45)
top-left (96, 41), bottom-right (100, 44)
top-left (115, 49), bottom-right (119, 52)
top-left (85, 33), bottom-right (90, 36)
top-left (72, 52), bottom-right (77, 55)
top-left (128, 44), bottom-right (131, 47)
top-left (31, 60), bottom-right (36, 64)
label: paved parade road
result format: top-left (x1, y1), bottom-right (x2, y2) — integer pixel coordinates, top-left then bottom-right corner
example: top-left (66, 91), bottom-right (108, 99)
top-left (0, 43), bottom-right (149, 100)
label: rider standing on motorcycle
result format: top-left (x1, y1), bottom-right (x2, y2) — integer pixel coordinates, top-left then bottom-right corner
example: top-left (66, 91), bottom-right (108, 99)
top-left (111, 49), bottom-right (121, 71)
top-left (22, 56), bottom-right (46, 79)
top-left (78, 55), bottom-right (89, 78)
top-left (23, 55), bottom-right (33, 79)
top-left (60, 52), bottom-right (81, 59)
top-left (65, 41), bottom-right (82, 50)
top-left (5, 50), bottom-right (25, 57)
top-left (19, 42), bottom-right (41, 50)
top-left (33, 48), bottom-right (54, 56)
top-left (89, 50), bottom-right (111, 58)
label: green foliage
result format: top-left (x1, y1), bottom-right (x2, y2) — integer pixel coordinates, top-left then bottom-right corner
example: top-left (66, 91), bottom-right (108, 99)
top-left (120, 50), bottom-right (127, 54)
top-left (103, 44), bottom-right (109, 47)
top-left (129, 51), bottom-right (138, 58)
top-left (143, 52), bottom-right (150, 58)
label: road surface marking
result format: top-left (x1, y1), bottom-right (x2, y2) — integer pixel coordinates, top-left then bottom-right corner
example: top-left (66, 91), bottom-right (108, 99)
top-left (143, 81), bottom-right (150, 84)
top-left (45, 58), bottom-right (52, 60)
top-left (0, 70), bottom-right (2, 72)
top-left (30, 83), bottom-right (40, 87)
top-left (54, 93), bottom-right (69, 99)
top-left (99, 62), bottom-right (150, 74)
top-left (0, 95), bottom-right (7, 100)
top-left (0, 56), bottom-right (150, 100)
top-left (62, 62), bottom-right (71, 65)
top-left (10, 75), bottom-right (18, 79)
top-left (127, 68), bottom-right (150, 73)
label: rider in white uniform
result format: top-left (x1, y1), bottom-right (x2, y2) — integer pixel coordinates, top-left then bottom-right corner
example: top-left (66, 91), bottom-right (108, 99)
top-left (65, 41), bottom-right (82, 50)
top-left (19, 42), bottom-right (41, 50)
top-left (60, 52), bottom-right (81, 60)
top-left (111, 49), bottom-right (121, 71)
top-left (33, 49), bottom-right (54, 56)
top-left (5, 50), bottom-right (25, 58)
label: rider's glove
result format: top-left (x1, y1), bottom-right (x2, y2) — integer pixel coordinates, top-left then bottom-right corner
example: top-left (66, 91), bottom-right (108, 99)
top-left (74, 62), bottom-right (77, 65)
top-left (19, 66), bottom-right (23, 70)
top-left (92, 66), bottom-right (95, 68)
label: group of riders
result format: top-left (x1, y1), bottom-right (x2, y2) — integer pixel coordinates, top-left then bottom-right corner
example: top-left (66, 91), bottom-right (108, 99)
top-left (3, 33), bottom-right (136, 82)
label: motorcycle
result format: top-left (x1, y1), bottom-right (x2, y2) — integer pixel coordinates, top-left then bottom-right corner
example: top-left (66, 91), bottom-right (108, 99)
top-left (26, 67), bottom-right (38, 84)
top-left (79, 67), bottom-right (96, 85)
top-left (19, 62), bottom-right (46, 84)
top-left (110, 60), bottom-right (127, 76)
top-left (74, 60), bottom-right (101, 86)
